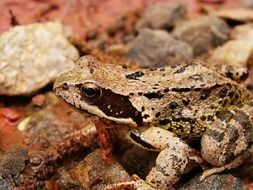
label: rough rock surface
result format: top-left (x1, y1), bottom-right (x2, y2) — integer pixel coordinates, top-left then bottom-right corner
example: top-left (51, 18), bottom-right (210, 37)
top-left (57, 149), bottom-right (131, 190)
top-left (214, 8), bottom-right (253, 23)
top-left (178, 173), bottom-right (248, 190)
top-left (243, 0), bottom-right (253, 9)
top-left (127, 29), bottom-right (193, 68)
top-left (206, 39), bottom-right (253, 71)
top-left (204, 25), bottom-right (253, 82)
top-left (120, 146), bottom-right (157, 179)
top-left (0, 149), bottom-right (28, 190)
top-left (0, 22), bottom-right (79, 96)
top-left (135, 3), bottom-right (186, 30)
top-left (172, 16), bottom-right (230, 56)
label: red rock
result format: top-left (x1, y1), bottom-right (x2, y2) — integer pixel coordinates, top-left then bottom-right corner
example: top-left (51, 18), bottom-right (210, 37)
top-left (0, 107), bottom-right (21, 123)
top-left (32, 94), bottom-right (46, 107)
top-left (246, 183), bottom-right (253, 190)
top-left (0, 0), bottom-right (245, 40)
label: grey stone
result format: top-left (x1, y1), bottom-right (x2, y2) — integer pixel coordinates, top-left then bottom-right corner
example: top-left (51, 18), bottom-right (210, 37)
top-left (127, 29), bottom-right (193, 68)
top-left (172, 16), bottom-right (230, 56)
top-left (0, 22), bottom-right (79, 96)
top-left (178, 173), bottom-right (248, 190)
top-left (0, 149), bottom-right (28, 190)
top-left (135, 3), bottom-right (186, 30)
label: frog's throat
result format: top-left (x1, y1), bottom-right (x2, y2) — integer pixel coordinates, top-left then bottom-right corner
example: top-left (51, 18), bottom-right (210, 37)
top-left (82, 103), bottom-right (138, 127)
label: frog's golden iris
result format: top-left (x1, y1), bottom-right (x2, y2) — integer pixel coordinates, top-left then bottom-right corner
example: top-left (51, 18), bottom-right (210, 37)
top-left (80, 82), bottom-right (102, 100)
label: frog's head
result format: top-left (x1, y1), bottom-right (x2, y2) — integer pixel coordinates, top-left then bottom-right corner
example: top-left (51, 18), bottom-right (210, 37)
top-left (54, 55), bottom-right (143, 127)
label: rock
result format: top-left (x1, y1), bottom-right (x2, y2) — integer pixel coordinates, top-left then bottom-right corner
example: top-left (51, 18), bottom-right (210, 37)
top-left (0, 22), bottom-right (79, 96)
top-left (127, 29), bottom-right (193, 68)
top-left (32, 94), bottom-right (46, 107)
top-left (214, 8), bottom-right (253, 23)
top-left (0, 107), bottom-right (21, 123)
top-left (106, 44), bottom-right (129, 56)
top-left (135, 3), bottom-right (186, 30)
top-left (199, 0), bottom-right (225, 2)
top-left (232, 150), bottom-right (253, 183)
top-left (242, 0), bottom-right (253, 9)
top-left (230, 24), bottom-right (253, 40)
top-left (22, 92), bottom-right (97, 155)
top-left (120, 146), bottom-right (157, 179)
top-left (178, 173), bottom-right (248, 190)
top-left (57, 149), bottom-right (131, 190)
top-left (172, 16), bottom-right (230, 56)
top-left (0, 149), bottom-right (28, 190)
top-left (204, 32), bottom-right (253, 82)
top-left (57, 168), bottom-right (83, 190)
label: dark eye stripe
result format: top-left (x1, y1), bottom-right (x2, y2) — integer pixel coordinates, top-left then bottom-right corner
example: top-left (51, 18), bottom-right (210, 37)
top-left (90, 88), bottom-right (143, 125)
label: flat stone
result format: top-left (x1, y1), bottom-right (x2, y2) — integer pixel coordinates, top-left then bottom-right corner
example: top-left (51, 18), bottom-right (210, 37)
top-left (214, 8), bottom-right (253, 23)
top-left (0, 22), bottom-right (79, 96)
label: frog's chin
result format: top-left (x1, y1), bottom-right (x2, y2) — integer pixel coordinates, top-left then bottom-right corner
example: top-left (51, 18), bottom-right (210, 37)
top-left (62, 96), bottom-right (137, 127)
top-left (95, 112), bottom-right (138, 127)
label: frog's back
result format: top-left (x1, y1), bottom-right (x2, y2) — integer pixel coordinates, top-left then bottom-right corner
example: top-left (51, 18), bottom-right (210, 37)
top-left (89, 60), bottom-right (252, 140)
top-left (88, 59), bottom-right (245, 96)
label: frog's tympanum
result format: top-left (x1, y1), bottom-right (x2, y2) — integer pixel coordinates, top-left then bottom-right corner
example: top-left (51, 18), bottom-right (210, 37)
top-left (54, 55), bottom-right (253, 190)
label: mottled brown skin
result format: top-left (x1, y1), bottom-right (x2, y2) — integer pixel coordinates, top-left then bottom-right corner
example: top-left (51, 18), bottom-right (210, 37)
top-left (54, 56), bottom-right (253, 190)
top-left (54, 56), bottom-right (251, 137)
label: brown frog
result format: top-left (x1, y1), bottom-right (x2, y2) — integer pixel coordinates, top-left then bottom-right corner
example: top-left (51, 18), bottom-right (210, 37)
top-left (54, 55), bottom-right (253, 189)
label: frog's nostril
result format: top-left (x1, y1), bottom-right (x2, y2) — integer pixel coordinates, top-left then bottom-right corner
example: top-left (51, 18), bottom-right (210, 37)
top-left (62, 83), bottom-right (69, 90)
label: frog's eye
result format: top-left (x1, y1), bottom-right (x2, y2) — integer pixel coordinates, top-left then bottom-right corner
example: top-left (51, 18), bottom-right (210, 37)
top-left (80, 82), bottom-right (102, 100)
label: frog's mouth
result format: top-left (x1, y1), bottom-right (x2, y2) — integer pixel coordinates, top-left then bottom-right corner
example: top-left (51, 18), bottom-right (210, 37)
top-left (54, 84), bottom-right (142, 127)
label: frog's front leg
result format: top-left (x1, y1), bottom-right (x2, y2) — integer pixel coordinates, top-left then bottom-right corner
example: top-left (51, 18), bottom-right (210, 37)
top-left (130, 127), bottom-right (203, 189)
top-left (114, 127), bottom-right (203, 189)
top-left (201, 108), bottom-right (253, 180)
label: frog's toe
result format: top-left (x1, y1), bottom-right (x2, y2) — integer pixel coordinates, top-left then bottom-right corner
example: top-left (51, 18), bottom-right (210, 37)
top-left (200, 154), bottom-right (244, 181)
top-left (104, 182), bottom-right (135, 190)
top-left (104, 177), bottom-right (155, 190)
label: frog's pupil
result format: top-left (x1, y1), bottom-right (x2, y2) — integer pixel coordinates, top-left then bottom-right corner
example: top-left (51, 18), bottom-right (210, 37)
top-left (84, 87), bottom-right (96, 96)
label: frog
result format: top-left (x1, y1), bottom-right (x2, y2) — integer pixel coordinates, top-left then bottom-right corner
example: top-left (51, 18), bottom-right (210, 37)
top-left (53, 55), bottom-right (253, 190)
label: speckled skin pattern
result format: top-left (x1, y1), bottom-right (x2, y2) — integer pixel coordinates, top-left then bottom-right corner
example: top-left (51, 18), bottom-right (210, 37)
top-left (54, 56), bottom-right (253, 189)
